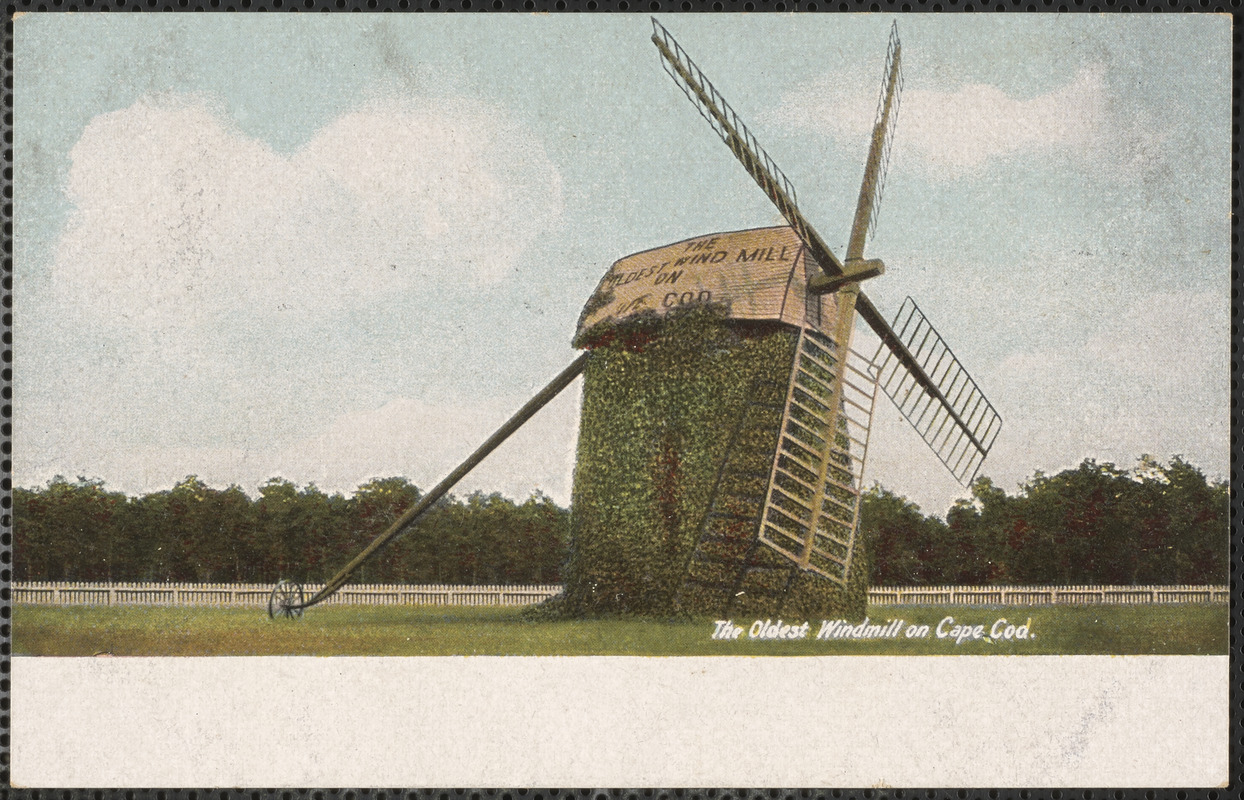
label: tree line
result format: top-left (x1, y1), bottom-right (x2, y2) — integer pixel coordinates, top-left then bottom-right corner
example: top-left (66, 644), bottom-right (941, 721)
top-left (13, 476), bottom-right (569, 585)
top-left (863, 456), bottom-right (1228, 586)
top-left (13, 456), bottom-right (1228, 587)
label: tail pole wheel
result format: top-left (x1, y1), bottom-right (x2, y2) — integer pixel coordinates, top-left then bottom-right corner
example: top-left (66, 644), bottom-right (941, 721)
top-left (268, 580), bottom-right (305, 619)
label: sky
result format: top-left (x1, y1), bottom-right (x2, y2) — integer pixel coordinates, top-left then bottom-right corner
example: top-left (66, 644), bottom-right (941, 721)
top-left (14, 14), bottom-right (1232, 517)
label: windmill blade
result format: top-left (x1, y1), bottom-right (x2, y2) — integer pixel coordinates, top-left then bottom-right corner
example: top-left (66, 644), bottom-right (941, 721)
top-left (651, 18), bottom-right (846, 281)
top-left (846, 20), bottom-right (904, 261)
top-left (863, 296), bottom-right (1001, 485)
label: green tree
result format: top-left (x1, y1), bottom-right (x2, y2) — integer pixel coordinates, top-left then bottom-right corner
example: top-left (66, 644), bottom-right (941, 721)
top-left (346, 477), bottom-right (422, 583)
top-left (1129, 456), bottom-right (1228, 584)
top-left (254, 478), bottom-right (304, 580)
top-left (13, 476), bottom-right (126, 581)
top-left (147, 476), bottom-right (258, 582)
top-left (860, 486), bottom-right (944, 585)
top-left (946, 476), bottom-right (1024, 584)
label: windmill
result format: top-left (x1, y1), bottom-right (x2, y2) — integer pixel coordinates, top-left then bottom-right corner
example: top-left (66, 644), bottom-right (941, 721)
top-left (266, 19), bottom-right (1000, 620)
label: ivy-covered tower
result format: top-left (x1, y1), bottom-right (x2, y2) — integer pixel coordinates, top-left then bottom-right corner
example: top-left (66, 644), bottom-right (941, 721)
top-left (556, 226), bottom-right (875, 619)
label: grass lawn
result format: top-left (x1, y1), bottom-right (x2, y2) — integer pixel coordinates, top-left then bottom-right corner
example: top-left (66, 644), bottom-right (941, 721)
top-left (13, 602), bottom-right (1228, 656)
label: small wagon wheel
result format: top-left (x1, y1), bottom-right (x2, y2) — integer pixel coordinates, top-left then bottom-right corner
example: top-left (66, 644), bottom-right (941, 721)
top-left (267, 579), bottom-right (305, 619)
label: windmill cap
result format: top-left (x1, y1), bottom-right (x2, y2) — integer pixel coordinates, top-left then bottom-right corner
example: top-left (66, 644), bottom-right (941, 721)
top-left (574, 225), bottom-right (844, 347)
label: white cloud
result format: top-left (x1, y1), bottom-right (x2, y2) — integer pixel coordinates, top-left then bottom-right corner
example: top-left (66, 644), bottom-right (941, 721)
top-left (770, 66), bottom-right (1121, 177)
top-left (270, 386), bottom-right (582, 502)
top-left (16, 381), bottom-right (584, 505)
top-left (52, 93), bottom-right (563, 327)
top-left (22, 93), bottom-right (573, 504)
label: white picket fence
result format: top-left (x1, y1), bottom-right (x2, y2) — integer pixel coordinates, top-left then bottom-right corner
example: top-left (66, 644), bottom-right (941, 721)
top-left (11, 582), bottom-right (563, 608)
top-left (868, 584), bottom-right (1229, 606)
top-left (10, 581), bottom-right (1230, 608)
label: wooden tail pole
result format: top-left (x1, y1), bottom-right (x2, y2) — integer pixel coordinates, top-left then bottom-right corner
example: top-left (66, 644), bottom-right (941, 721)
top-left (282, 352), bottom-right (592, 613)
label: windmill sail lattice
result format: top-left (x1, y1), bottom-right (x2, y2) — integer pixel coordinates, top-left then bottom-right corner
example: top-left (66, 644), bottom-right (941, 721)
top-left (861, 22), bottom-right (904, 244)
top-left (872, 297), bottom-right (1001, 485)
top-left (651, 18), bottom-right (846, 278)
top-left (758, 329), bottom-right (878, 585)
